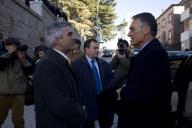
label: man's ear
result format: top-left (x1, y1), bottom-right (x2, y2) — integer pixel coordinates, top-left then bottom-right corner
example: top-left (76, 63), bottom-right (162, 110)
top-left (55, 38), bottom-right (62, 46)
top-left (143, 25), bottom-right (150, 35)
top-left (84, 47), bottom-right (88, 53)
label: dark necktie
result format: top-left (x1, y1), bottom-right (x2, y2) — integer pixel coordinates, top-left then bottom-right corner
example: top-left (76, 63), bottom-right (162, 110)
top-left (91, 59), bottom-right (102, 95)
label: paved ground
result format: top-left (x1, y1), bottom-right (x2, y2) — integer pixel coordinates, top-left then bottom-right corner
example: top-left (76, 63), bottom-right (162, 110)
top-left (1, 56), bottom-right (179, 128)
top-left (2, 105), bottom-right (118, 128)
top-left (2, 105), bottom-right (36, 128)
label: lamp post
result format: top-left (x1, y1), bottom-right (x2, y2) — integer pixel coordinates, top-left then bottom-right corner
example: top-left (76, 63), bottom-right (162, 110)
top-left (96, 0), bottom-right (100, 42)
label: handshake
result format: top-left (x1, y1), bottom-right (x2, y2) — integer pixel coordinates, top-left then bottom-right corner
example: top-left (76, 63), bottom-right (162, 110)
top-left (98, 73), bottom-right (128, 113)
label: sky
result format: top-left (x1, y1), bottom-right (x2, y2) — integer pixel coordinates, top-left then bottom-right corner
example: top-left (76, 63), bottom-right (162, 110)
top-left (103, 0), bottom-right (182, 49)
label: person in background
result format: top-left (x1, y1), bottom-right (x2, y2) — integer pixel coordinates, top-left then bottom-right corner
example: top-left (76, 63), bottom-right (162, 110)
top-left (73, 38), bottom-right (113, 128)
top-left (67, 39), bottom-right (84, 62)
top-left (33, 46), bottom-right (47, 64)
top-left (110, 39), bottom-right (131, 78)
top-left (0, 37), bottom-right (34, 128)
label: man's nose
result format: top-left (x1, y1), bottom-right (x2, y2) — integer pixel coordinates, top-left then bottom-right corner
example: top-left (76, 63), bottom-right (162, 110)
top-left (127, 31), bottom-right (131, 37)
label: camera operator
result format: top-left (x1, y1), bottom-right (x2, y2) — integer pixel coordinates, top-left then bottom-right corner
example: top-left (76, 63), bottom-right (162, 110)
top-left (0, 37), bottom-right (33, 128)
top-left (110, 39), bottom-right (131, 78)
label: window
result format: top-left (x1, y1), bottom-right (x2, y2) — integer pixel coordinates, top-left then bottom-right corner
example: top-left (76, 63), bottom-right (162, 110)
top-left (157, 23), bottom-right (160, 31)
top-left (168, 30), bottom-right (172, 39)
top-left (162, 19), bottom-right (165, 27)
top-left (168, 13), bottom-right (172, 22)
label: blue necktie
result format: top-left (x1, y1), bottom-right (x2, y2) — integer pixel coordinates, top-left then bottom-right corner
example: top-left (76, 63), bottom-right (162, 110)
top-left (91, 59), bottom-right (102, 95)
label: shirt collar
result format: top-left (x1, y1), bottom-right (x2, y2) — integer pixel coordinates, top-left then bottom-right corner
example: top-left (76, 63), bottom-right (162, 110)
top-left (85, 55), bottom-right (94, 62)
top-left (53, 48), bottom-right (70, 61)
top-left (140, 39), bottom-right (152, 51)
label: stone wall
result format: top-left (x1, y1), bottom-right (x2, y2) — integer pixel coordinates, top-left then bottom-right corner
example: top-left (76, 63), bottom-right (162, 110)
top-left (0, 0), bottom-right (44, 49)
top-left (0, 0), bottom-right (83, 54)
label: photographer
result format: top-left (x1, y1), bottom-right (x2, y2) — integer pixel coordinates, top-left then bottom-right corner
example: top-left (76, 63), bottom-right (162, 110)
top-left (0, 33), bottom-right (6, 56)
top-left (0, 37), bottom-right (33, 128)
top-left (110, 39), bottom-right (131, 78)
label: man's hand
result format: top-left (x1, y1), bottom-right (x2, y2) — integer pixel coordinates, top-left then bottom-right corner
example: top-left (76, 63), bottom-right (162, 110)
top-left (7, 45), bottom-right (17, 54)
top-left (116, 84), bottom-right (126, 100)
top-left (116, 88), bottom-right (122, 101)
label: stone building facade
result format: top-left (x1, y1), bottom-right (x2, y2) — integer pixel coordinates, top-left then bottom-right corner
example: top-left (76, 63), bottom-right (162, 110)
top-left (156, 4), bottom-right (184, 50)
top-left (180, 0), bottom-right (192, 50)
top-left (0, 0), bottom-right (83, 54)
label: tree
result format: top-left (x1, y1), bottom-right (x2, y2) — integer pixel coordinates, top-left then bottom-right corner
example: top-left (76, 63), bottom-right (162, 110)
top-left (116, 19), bottom-right (128, 38)
top-left (116, 19), bottom-right (128, 31)
top-left (50, 0), bottom-right (117, 41)
top-left (50, 0), bottom-right (92, 37)
top-left (82, 0), bottom-right (117, 41)
top-left (99, 0), bottom-right (117, 41)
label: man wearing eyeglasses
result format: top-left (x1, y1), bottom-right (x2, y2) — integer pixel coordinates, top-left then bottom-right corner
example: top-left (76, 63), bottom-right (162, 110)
top-left (34, 22), bottom-right (86, 128)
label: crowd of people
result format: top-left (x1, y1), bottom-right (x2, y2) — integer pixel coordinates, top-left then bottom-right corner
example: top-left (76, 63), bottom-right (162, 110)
top-left (0, 12), bottom-right (192, 128)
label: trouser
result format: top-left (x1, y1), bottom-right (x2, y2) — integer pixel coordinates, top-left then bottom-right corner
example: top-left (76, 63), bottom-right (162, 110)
top-left (83, 120), bottom-right (95, 128)
top-left (83, 119), bottom-right (112, 128)
top-left (0, 95), bottom-right (25, 128)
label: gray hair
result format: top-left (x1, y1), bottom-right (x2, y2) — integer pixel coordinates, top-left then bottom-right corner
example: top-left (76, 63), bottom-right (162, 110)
top-left (132, 12), bottom-right (157, 37)
top-left (45, 22), bottom-right (70, 47)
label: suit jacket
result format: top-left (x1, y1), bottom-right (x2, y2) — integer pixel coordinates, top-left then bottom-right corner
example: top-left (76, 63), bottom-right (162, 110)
top-left (72, 55), bottom-right (113, 121)
top-left (118, 39), bottom-right (172, 128)
top-left (34, 49), bottom-right (86, 128)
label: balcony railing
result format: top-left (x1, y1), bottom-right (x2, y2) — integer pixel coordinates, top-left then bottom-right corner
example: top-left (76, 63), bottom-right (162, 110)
top-left (181, 30), bottom-right (192, 42)
top-left (181, 8), bottom-right (192, 22)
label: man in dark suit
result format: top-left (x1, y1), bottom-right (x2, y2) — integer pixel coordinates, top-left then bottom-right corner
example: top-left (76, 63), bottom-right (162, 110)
top-left (72, 39), bottom-right (113, 128)
top-left (116, 13), bottom-right (172, 128)
top-left (34, 22), bottom-right (86, 128)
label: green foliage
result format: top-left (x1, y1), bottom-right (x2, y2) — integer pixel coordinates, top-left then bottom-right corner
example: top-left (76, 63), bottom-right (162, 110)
top-left (116, 19), bottom-right (128, 31)
top-left (51, 0), bottom-right (117, 41)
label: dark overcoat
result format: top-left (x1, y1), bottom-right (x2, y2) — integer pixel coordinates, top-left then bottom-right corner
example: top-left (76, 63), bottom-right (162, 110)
top-left (34, 49), bottom-right (86, 128)
top-left (118, 39), bottom-right (172, 128)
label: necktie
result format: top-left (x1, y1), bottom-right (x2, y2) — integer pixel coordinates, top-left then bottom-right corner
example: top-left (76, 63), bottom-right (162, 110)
top-left (67, 58), bottom-right (71, 65)
top-left (91, 59), bottom-right (102, 95)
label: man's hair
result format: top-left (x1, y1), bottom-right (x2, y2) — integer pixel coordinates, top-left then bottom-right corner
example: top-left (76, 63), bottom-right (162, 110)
top-left (132, 12), bottom-right (157, 37)
top-left (45, 22), bottom-right (70, 47)
top-left (4, 37), bottom-right (21, 46)
top-left (73, 39), bottom-right (81, 47)
top-left (84, 38), bottom-right (97, 50)
top-left (117, 39), bottom-right (129, 47)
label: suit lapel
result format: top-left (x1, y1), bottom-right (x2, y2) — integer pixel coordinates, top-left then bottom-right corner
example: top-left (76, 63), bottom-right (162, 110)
top-left (134, 39), bottom-right (161, 65)
top-left (48, 49), bottom-right (79, 94)
top-left (81, 55), bottom-right (93, 72)
top-left (80, 56), bottom-right (104, 86)
top-left (128, 39), bottom-right (161, 79)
